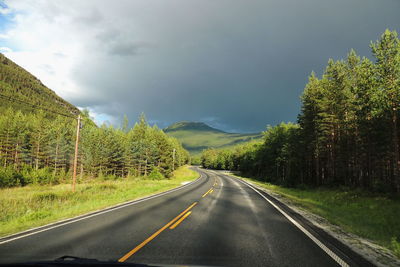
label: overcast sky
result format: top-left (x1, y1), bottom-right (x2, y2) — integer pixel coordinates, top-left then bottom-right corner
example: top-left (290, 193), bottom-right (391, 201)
top-left (0, 0), bottom-right (399, 132)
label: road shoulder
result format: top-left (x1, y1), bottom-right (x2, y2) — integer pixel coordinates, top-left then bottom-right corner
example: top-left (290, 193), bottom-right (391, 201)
top-left (227, 172), bottom-right (400, 267)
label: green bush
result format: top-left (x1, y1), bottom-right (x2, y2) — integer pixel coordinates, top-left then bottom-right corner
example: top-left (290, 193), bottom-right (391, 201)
top-left (148, 167), bottom-right (164, 180)
top-left (22, 167), bottom-right (58, 185)
top-left (392, 237), bottom-right (400, 258)
top-left (0, 167), bottom-right (24, 187)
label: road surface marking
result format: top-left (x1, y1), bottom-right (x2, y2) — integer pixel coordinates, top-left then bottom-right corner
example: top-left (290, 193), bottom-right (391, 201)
top-left (234, 177), bottom-right (349, 267)
top-left (0, 172), bottom-right (204, 245)
top-left (170, 211), bottom-right (192, 229)
top-left (202, 188), bottom-right (212, 197)
top-left (210, 189), bottom-right (214, 194)
top-left (118, 202), bottom-right (198, 262)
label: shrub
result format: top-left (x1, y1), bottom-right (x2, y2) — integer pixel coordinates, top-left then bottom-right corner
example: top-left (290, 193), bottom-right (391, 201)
top-left (22, 167), bottom-right (58, 185)
top-left (391, 237), bottom-right (400, 258)
top-left (148, 167), bottom-right (164, 180)
top-left (0, 167), bottom-right (25, 187)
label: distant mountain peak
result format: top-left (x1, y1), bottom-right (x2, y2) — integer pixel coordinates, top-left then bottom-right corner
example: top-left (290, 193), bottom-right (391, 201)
top-left (164, 121), bottom-right (226, 133)
top-left (164, 121), bottom-right (263, 155)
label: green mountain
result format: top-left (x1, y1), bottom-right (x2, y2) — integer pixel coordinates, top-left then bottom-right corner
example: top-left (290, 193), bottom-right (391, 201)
top-left (164, 121), bottom-right (263, 155)
top-left (0, 53), bottom-right (79, 116)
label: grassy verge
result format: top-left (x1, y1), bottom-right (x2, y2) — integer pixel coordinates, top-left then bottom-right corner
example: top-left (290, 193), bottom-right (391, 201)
top-left (236, 175), bottom-right (400, 258)
top-left (0, 165), bottom-right (199, 237)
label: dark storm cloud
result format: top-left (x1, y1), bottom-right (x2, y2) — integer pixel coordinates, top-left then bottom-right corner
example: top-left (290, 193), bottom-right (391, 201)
top-left (108, 41), bottom-right (152, 56)
top-left (7, 0), bottom-right (400, 132)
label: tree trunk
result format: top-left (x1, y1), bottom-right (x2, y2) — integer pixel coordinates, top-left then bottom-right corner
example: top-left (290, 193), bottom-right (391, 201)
top-left (4, 130), bottom-right (9, 167)
top-left (35, 133), bottom-right (41, 171)
top-left (392, 109), bottom-right (400, 192)
top-left (14, 142), bottom-right (19, 170)
top-left (54, 142), bottom-right (59, 175)
top-left (80, 162), bottom-right (83, 179)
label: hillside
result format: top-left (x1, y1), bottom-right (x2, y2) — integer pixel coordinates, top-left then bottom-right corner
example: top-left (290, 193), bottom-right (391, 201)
top-left (0, 53), bottom-right (79, 116)
top-left (164, 121), bottom-right (262, 155)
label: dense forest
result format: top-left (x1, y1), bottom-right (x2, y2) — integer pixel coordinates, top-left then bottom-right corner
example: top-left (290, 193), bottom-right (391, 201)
top-left (0, 109), bottom-right (188, 188)
top-left (201, 30), bottom-right (400, 193)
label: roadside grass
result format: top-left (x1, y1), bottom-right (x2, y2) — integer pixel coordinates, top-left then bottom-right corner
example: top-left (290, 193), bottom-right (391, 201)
top-left (236, 175), bottom-right (400, 258)
top-left (0, 165), bottom-right (198, 237)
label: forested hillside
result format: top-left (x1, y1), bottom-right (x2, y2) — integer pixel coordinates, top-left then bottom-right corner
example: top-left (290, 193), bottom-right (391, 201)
top-left (0, 53), bottom-right (189, 187)
top-left (202, 30), bottom-right (400, 194)
top-left (0, 110), bottom-right (188, 188)
top-left (0, 53), bottom-right (79, 116)
top-left (164, 121), bottom-right (262, 155)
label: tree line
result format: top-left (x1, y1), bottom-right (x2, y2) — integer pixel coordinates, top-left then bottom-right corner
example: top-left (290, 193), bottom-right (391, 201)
top-left (0, 109), bottom-right (189, 187)
top-left (201, 30), bottom-right (400, 193)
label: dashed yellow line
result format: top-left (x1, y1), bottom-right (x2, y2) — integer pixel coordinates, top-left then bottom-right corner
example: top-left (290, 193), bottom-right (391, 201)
top-left (118, 202), bottom-right (197, 262)
top-left (119, 178), bottom-right (220, 262)
top-left (202, 188), bottom-right (212, 198)
top-left (170, 211), bottom-right (192, 229)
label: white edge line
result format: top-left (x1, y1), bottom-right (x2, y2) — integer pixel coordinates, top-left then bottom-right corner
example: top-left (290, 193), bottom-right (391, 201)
top-left (0, 172), bottom-right (204, 245)
top-left (233, 176), bottom-right (349, 267)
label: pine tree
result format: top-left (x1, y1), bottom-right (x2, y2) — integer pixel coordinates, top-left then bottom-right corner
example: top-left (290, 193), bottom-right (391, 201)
top-left (371, 29), bottom-right (400, 192)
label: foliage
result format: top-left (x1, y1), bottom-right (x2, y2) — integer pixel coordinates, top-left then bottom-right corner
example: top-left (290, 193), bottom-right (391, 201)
top-left (392, 238), bottom-right (400, 258)
top-left (201, 30), bottom-right (400, 193)
top-left (148, 167), bottom-right (164, 180)
top-left (0, 109), bottom-right (189, 187)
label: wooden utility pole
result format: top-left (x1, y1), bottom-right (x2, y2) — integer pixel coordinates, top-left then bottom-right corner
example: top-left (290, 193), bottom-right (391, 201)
top-left (72, 115), bottom-right (81, 192)
top-left (172, 148), bottom-right (176, 171)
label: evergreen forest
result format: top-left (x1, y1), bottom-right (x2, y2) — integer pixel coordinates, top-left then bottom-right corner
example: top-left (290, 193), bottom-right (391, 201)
top-left (201, 30), bottom-right (400, 194)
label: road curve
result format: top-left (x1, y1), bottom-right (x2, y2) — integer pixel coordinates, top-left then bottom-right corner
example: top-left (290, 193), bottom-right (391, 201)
top-left (0, 168), bottom-right (371, 266)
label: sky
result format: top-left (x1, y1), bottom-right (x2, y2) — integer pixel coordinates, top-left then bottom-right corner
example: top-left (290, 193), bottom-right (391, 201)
top-left (0, 0), bottom-right (399, 132)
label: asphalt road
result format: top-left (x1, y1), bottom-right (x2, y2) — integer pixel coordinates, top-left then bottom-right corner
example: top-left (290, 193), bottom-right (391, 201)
top-left (0, 168), bottom-right (367, 266)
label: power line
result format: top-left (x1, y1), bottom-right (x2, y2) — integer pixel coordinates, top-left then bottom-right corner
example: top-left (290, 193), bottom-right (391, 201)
top-left (0, 93), bottom-right (77, 119)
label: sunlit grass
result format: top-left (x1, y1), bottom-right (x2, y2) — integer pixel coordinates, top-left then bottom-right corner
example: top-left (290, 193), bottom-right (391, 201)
top-left (238, 176), bottom-right (400, 258)
top-left (0, 165), bottom-right (198, 237)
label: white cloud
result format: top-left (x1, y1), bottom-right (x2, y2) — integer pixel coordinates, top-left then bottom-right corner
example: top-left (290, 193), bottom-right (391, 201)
top-left (78, 106), bottom-right (119, 127)
top-left (0, 6), bottom-right (11, 15)
top-left (0, 46), bottom-right (12, 53)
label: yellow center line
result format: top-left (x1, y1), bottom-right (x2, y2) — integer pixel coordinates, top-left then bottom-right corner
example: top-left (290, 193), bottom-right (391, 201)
top-left (210, 189), bottom-right (214, 194)
top-left (169, 211), bottom-right (192, 229)
top-left (202, 188), bottom-right (212, 198)
top-left (118, 202), bottom-right (197, 262)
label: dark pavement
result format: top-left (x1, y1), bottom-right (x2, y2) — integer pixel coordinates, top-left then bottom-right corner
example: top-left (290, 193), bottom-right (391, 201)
top-left (0, 168), bottom-right (356, 266)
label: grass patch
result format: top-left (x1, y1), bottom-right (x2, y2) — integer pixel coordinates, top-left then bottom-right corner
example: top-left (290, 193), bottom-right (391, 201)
top-left (0, 165), bottom-right (198, 237)
top-left (237, 175), bottom-right (400, 258)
